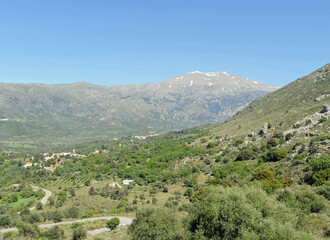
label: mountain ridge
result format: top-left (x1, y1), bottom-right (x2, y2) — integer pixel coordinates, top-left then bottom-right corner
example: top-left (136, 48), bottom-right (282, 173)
top-left (0, 71), bottom-right (278, 149)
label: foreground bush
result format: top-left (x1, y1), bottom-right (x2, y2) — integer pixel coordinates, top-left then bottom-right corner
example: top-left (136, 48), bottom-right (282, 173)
top-left (107, 217), bottom-right (120, 230)
top-left (128, 208), bottom-right (184, 240)
top-left (128, 185), bottom-right (315, 240)
top-left (186, 185), bottom-right (313, 240)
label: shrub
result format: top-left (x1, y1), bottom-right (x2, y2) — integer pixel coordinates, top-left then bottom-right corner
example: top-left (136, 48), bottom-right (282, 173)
top-left (9, 193), bottom-right (18, 202)
top-left (81, 210), bottom-right (96, 218)
top-left (73, 226), bottom-right (87, 240)
top-left (236, 149), bottom-right (254, 161)
top-left (0, 215), bottom-right (12, 227)
top-left (84, 180), bottom-right (91, 186)
top-left (252, 169), bottom-right (274, 181)
top-left (17, 222), bottom-right (40, 239)
top-left (308, 156), bottom-right (330, 172)
top-left (117, 199), bottom-right (128, 209)
top-left (43, 226), bottom-right (64, 240)
top-left (184, 177), bottom-right (197, 187)
top-left (234, 139), bottom-right (244, 146)
top-left (285, 133), bottom-right (293, 141)
top-left (164, 202), bottom-right (173, 208)
top-left (252, 169), bottom-right (292, 192)
top-left (128, 208), bottom-right (184, 240)
top-left (317, 183), bottom-right (330, 200)
top-left (107, 217), bottom-right (120, 230)
top-left (295, 190), bottom-right (326, 213)
top-left (312, 169), bottom-right (330, 185)
top-left (63, 207), bottom-right (80, 218)
top-left (265, 148), bottom-right (288, 162)
top-left (206, 142), bottom-right (215, 148)
top-left (273, 132), bottom-right (284, 139)
top-left (25, 213), bottom-right (43, 224)
top-left (184, 188), bottom-right (194, 198)
top-left (52, 210), bottom-right (64, 222)
top-left (267, 138), bottom-right (279, 148)
top-left (186, 185), bottom-right (313, 239)
top-left (27, 199), bottom-right (35, 207)
top-left (125, 204), bottom-right (138, 212)
top-left (212, 161), bottom-right (251, 179)
top-left (319, 117), bottom-right (327, 123)
top-left (215, 155), bottom-right (222, 162)
top-left (36, 202), bottom-right (43, 210)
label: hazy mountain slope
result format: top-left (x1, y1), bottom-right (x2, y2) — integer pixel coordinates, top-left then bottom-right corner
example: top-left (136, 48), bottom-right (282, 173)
top-left (0, 71), bottom-right (277, 146)
top-left (212, 64), bottom-right (330, 138)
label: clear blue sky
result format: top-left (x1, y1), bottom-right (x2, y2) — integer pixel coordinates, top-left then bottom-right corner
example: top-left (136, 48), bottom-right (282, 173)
top-left (0, 0), bottom-right (329, 87)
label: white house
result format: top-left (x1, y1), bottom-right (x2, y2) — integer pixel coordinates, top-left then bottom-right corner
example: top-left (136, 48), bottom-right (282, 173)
top-left (122, 180), bottom-right (134, 185)
top-left (24, 162), bottom-right (33, 168)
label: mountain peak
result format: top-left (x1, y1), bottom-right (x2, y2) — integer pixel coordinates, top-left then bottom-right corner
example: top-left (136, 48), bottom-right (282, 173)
top-left (160, 71), bottom-right (278, 91)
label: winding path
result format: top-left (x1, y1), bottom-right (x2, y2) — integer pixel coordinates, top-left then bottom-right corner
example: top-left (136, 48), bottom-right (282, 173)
top-left (0, 216), bottom-right (133, 234)
top-left (12, 184), bottom-right (52, 211)
top-left (29, 186), bottom-right (52, 211)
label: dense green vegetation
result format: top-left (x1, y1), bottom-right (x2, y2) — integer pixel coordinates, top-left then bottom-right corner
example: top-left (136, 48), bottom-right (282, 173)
top-left (129, 185), bottom-right (322, 240)
top-left (0, 65), bottom-right (329, 239)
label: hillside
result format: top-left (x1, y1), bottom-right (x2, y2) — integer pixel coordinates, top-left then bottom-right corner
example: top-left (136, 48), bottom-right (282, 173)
top-left (212, 63), bottom-right (330, 138)
top-left (0, 71), bottom-right (277, 150)
top-left (0, 65), bottom-right (329, 239)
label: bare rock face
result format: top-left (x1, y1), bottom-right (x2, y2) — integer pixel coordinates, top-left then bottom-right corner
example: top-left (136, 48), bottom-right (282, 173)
top-left (315, 95), bottom-right (329, 102)
top-left (262, 123), bottom-right (269, 133)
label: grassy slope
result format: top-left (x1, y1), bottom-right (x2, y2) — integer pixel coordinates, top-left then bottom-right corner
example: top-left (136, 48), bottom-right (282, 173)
top-left (212, 64), bottom-right (330, 138)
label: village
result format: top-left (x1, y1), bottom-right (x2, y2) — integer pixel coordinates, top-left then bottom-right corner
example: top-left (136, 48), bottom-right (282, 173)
top-left (23, 150), bottom-right (135, 186)
top-left (23, 149), bottom-right (90, 171)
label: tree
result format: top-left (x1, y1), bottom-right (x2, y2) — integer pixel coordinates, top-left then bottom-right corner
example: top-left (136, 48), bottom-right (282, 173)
top-left (0, 215), bottom-right (12, 227)
top-left (265, 148), bottom-right (288, 162)
top-left (236, 149), bottom-right (254, 161)
top-left (88, 187), bottom-right (96, 195)
top-left (9, 193), bottom-right (18, 202)
top-left (36, 202), bottom-right (43, 210)
top-left (69, 188), bottom-right (76, 197)
top-left (84, 179), bottom-right (91, 186)
top-left (267, 138), bottom-right (279, 148)
top-left (52, 210), bottom-right (64, 222)
top-left (128, 208), bottom-right (184, 240)
top-left (285, 133), bottom-right (293, 141)
top-left (184, 188), bottom-right (194, 198)
top-left (186, 185), bottom-right (312, 240)
top-left (17, 222), bottom-right (40, 239)
top-left (308, 156), bottom-right (330, 172)
top-left (163, 186), bottom-right (168, 193)
top-left (43, 226), bottom-right (64, 240)
top-left (107, 217), bottom-right (120, 230)
top-left (64, 207), bottom-right (80, 218)
top-left (49, 196), bottom-right (55, 206)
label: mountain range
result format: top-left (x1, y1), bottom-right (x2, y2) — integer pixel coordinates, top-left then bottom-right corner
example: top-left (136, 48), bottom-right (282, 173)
top-left (0, 71), bottom-right (277, 148)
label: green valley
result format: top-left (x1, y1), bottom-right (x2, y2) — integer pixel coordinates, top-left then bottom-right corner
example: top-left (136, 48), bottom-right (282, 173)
top-left (0, 65), bottom-right (329, 239)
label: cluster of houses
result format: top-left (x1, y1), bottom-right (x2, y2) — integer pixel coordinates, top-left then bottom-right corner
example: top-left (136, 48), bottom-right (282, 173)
top-left (133, 133), bottom-right (159, 140)
top-left (24, 149), bottom-right (86, 169)
top-left (43, 150), bottom-right (85, 160)
top-left (23, 148), bottom-right (105, 169)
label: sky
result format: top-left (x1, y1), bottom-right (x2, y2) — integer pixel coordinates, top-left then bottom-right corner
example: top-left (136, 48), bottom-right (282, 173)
top-left (0, 0), bottom-right (329, 87)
